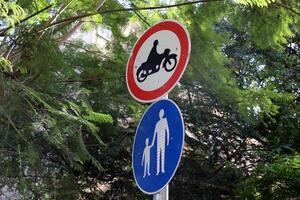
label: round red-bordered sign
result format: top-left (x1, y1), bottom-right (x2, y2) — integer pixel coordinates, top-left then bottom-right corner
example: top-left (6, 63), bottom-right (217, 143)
top-left (126, 20), bottom-right (191, 103)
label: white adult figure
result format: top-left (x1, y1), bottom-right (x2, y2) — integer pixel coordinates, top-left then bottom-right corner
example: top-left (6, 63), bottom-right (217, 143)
top-left (151, 109), bottom-right (170, 175)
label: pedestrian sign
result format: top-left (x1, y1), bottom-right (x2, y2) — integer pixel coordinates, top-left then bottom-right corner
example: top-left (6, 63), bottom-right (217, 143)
top-left (132, 99), bottom-right (184, 194)
top-left (126, 20), bottom-right (191, 103)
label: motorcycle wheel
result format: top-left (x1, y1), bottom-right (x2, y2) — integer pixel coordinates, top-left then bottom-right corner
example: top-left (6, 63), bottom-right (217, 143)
top-left (136, 68), bottom-right (147, 82)
top-left (163, 54), bottom-right (177, 72)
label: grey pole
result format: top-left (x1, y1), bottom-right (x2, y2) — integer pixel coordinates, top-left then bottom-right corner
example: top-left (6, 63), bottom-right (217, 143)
top-left (153, 94), bottom-right (169, 200)
top-left (153, 184), bottom-right (169, 200)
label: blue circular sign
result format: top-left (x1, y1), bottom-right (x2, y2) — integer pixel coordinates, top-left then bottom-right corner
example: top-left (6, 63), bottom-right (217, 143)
top-left (132, 99), bottom-right (184, 194)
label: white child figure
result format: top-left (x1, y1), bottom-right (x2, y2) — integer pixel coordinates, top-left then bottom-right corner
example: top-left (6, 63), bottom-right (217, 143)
top-left (141, 138), bottom-right (153, 178)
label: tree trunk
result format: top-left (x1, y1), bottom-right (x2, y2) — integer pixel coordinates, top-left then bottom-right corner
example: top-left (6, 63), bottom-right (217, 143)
top-left (0, 35), bottom-right (8, 56)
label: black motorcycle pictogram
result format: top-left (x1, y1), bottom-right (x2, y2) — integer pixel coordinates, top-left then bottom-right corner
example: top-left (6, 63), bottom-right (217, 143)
top-left (136, 40), bottom-right (178, 82)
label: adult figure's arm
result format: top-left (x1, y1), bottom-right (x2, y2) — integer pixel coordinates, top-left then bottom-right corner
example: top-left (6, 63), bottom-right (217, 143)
top-left (166, 120), bottom-right (170, 145)
top-left (151, 129), bottom-right (157, 147)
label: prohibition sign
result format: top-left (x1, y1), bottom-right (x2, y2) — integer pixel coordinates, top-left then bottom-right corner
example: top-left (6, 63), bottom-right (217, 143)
top-left (126, 20), bottom-right (191, 103)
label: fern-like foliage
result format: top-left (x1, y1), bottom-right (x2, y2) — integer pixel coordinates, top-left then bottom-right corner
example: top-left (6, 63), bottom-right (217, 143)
top-left (239, 154), bottom-right (300, 199)
top-left (0, 57), bottom-right (13, 72)
top-left (83, 111), bottom-right (113, 124)
top-left (231, 0), bottom-right (276, 7)
top-left (69, 132), bottom-right (104, 171)
top-left (17, 82), bottom-right (112, 171)
top-left (0, 0), bottom-right (25, 27)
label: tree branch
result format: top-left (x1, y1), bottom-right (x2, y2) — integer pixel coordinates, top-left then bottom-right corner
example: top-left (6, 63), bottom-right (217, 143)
top-left (37, 0), bottom-right (222, 32)
top-left (130, 2), bottom-right (151, 27)
top-left (62, 78), bottom-right (102, 83)
top-left (38, 3), bottom-right (73, 40)
top-left (62, 41), bottom-right (119, 64)
top-left (57, 0), bottom-right (107, 46)
top-left (273, 2), bottom-right (300, 17)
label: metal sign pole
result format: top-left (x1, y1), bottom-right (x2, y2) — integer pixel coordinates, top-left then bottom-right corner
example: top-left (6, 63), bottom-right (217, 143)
top-left (153, 184), bottom-right (169, 200)
top-left (154, 94), bottom-right (169, 200)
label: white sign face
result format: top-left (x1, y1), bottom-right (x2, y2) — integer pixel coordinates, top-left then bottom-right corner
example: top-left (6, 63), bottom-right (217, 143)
top-left (133, 30), bottom-right (181, 91)
top-left (126, 20), bottom-right (191, 103)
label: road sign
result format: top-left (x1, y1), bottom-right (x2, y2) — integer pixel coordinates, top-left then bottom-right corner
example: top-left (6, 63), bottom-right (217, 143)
top-left (126, 20), bottom-right (191, 103)
top-left (132, 99), bottom-right (184, 194)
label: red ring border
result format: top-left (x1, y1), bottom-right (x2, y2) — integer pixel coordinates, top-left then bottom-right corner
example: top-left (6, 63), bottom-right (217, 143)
top-left (126, 20), bottom-right (190, 103)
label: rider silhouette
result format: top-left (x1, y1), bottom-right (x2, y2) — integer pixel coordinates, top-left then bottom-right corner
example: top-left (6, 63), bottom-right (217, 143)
top-left (142, 40), bottom-right (170, 72)
top-left (136, 39), bottom-right (177, 82)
